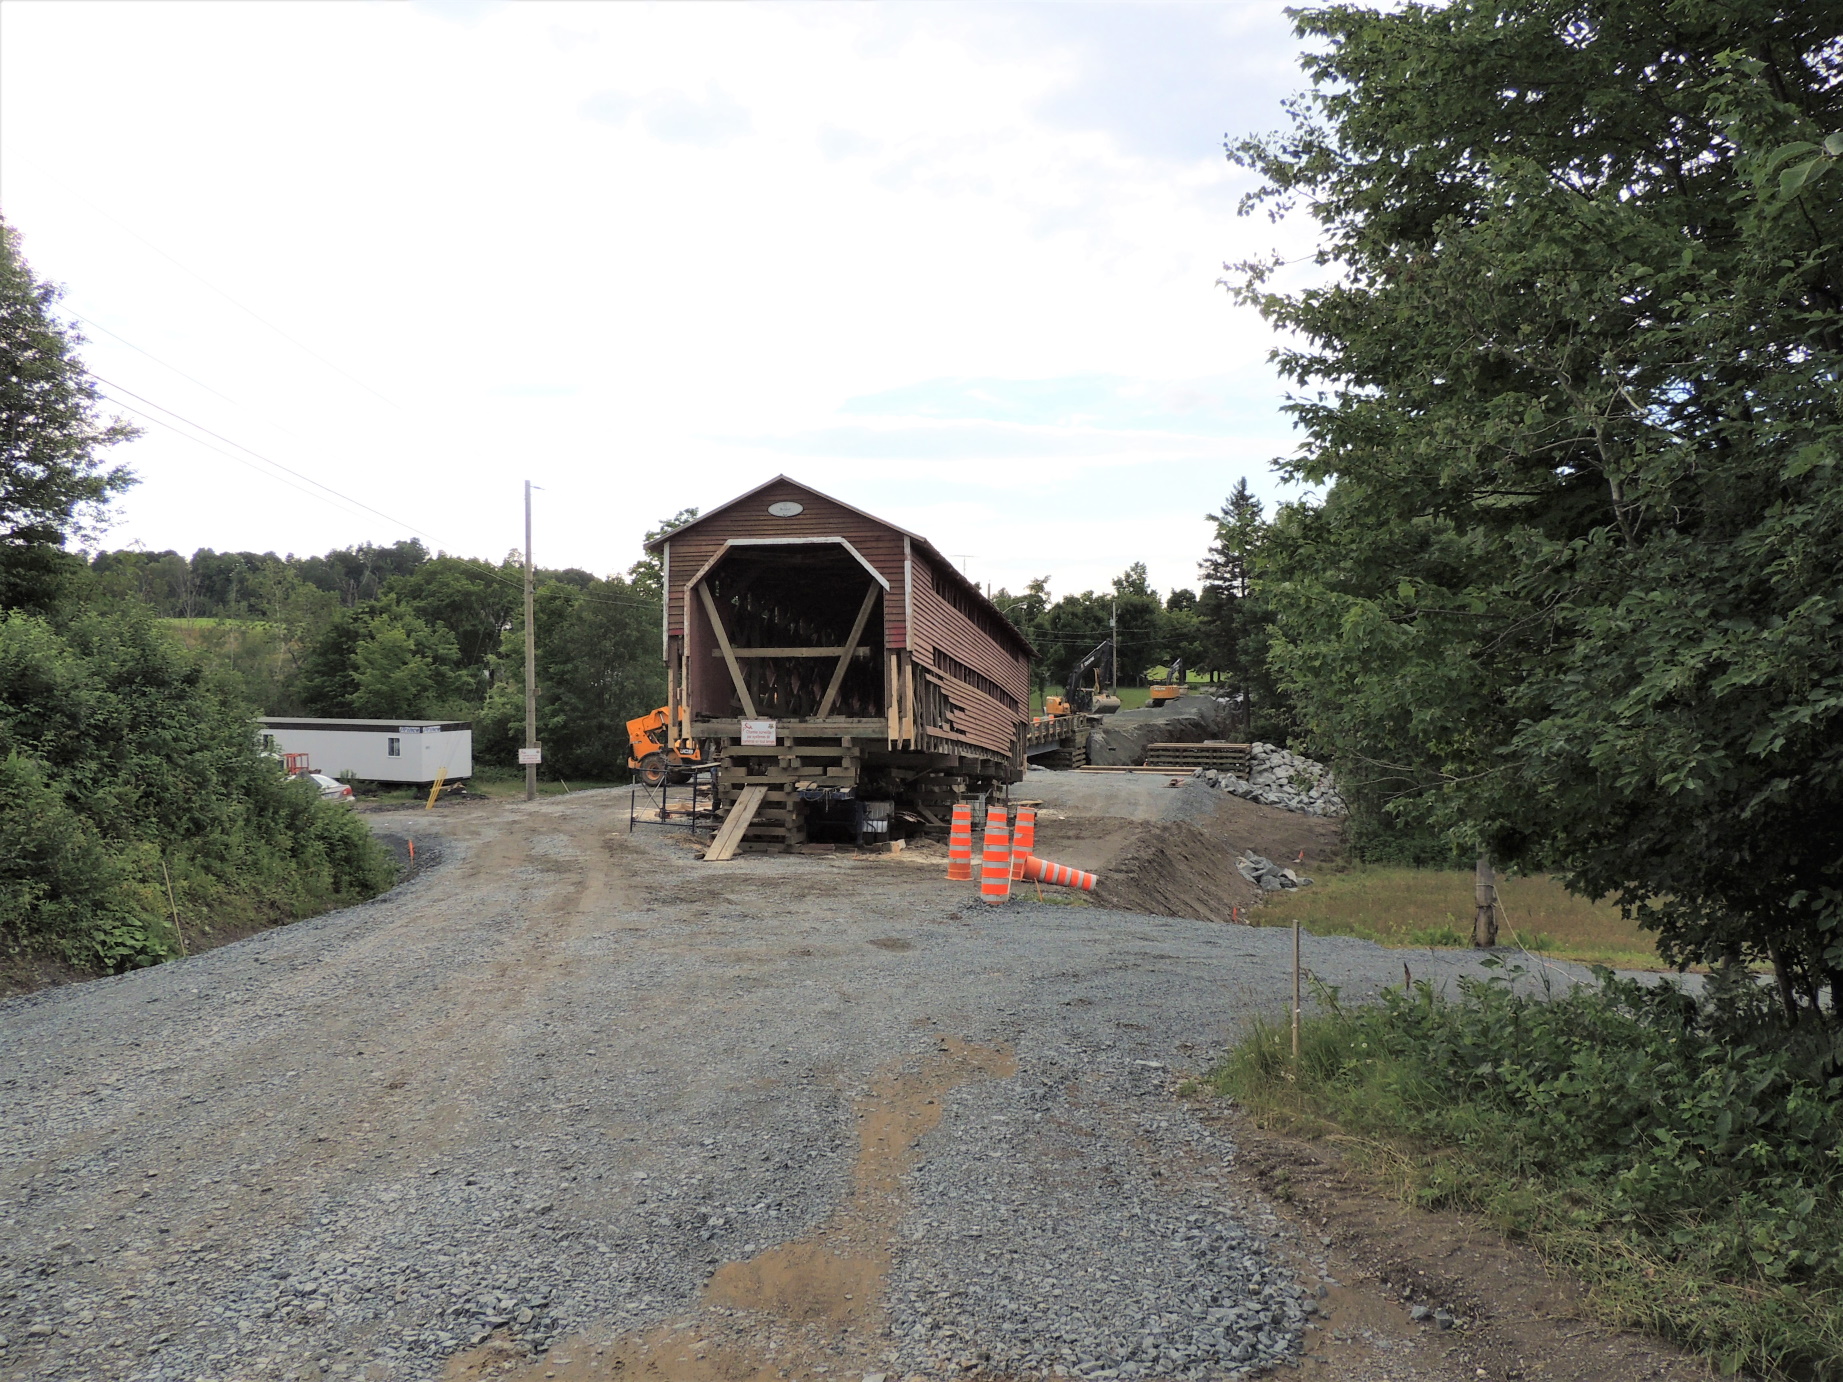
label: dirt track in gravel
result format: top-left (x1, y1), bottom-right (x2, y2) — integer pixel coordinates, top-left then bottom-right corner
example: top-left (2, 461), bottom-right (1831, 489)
top-left (1, 785), bottom-right (1700, 1382)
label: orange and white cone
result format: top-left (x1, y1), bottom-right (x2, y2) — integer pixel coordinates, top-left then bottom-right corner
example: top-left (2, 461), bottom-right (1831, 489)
top-left (946, 803), bottom-right (974, 881)
top-left (1019, 855), bottom-right (1097, 892)
top-left (1009, 807), bottom-right (1037, 880)
top-left (979, 809), bottom-right (1013, 904)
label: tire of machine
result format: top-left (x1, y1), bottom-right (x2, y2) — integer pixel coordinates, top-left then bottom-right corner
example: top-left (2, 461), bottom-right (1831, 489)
top-left (639, 752), bottom-right (670, 788)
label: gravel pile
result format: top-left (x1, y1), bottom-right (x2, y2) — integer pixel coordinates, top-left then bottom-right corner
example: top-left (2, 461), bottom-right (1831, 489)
top-left (1193, 743), bottom-right (1347, 818)
top-left (888, 1052), bottom-right (1303, 1379)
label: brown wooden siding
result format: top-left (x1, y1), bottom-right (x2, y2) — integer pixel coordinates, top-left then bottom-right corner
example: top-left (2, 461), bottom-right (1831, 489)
top-left (663, 479), bottom-right (911, 652)
top-left (905, 550), bottom-right (1030, 761)
top-left (660, 477), bottom-right (1028, 765)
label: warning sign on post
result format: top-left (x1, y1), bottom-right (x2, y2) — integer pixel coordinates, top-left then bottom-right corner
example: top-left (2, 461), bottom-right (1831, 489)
top-left (740, 719), bottom-right (777, 746)
top-left (517, 747), bottom-right (542, 765)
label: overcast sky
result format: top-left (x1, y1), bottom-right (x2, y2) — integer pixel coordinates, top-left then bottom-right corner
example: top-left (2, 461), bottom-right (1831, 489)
top-left (0, 0), bottom-right (1322, 601)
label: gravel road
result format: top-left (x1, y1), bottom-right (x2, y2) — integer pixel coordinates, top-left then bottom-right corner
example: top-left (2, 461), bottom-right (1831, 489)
top-left (0, 788), bottom-right (1610, 1382)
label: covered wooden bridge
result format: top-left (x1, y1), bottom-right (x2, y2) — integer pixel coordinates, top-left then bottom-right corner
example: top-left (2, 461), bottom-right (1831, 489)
top-left (647, 476), bottom-right (1033, 854)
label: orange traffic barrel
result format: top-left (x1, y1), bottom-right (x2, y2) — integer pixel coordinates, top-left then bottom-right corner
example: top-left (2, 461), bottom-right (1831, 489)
top-left (1010, 807), bottom-right (1037, 879)
top-left (947, 803), bottom-right (974, 881)
top-left (1019, 855), bottom-right (1097, 892)
top-left (980, 809), bottom-right (1012, 904)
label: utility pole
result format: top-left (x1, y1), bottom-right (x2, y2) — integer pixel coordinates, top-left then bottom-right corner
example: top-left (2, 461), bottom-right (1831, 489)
top-left (524, 481), bottom-right (537, 803)
top-left (1110, 597), bottom-right (1118, 691)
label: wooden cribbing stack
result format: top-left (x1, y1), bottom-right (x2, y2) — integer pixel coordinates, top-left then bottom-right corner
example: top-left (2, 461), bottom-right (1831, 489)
top-left (1141, 741), bottom-right (1252, 774)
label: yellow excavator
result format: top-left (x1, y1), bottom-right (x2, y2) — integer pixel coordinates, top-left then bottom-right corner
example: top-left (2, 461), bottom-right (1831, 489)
top-left (626, 707), bottom-right (708, 787)
top-left (1148, 658), bottom-right (1186, 707)
top-left (1044, 639), bottom-right (1121, 717)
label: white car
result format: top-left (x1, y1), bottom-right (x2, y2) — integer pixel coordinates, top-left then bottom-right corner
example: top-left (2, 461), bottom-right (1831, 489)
top-left (305, 772), bottom-right (355, 803)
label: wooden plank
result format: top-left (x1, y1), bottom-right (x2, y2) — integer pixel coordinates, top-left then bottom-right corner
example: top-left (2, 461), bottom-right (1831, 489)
top-left (719, 772), bottom-right (857, 785)
top-left (886, 650), bottom-right (899, 743)
top-left (696, 581), bottom-right (757, 719)
top-left (709, 646), bottom-right (871, 658)
top-left (705, 783), bottom-right (767, 861)
top-left (818, 583), bottom-right (882, 718)
top-left (722, 744), bottom-right (854, 757)
top-left (697, 717), bottom-right (888, 738)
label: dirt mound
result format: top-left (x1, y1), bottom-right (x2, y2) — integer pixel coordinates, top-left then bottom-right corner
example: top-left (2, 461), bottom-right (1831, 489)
top-left (1091, 820), bottom-right (1262, 920)
top-left (1030, 791), bottom-right (1345, 923)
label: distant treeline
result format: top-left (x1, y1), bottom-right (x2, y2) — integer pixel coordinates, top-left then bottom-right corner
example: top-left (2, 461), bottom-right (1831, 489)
top-left (93, 475), bottom-right (1296, 771)
top-left (78, 531), bottom-right (677, 782)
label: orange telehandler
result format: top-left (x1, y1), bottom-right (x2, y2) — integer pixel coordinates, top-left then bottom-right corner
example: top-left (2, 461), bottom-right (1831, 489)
top-left (626, 708), bottom-right (710, 787)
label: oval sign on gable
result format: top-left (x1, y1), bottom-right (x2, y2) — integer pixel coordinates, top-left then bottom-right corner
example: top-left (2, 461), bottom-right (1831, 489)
top-left (767, 501), bottom-right (804, 517)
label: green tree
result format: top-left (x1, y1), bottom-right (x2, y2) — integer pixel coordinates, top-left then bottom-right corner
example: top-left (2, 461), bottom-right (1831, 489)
top-left (476, 574), bottom-right (663, 777)
top-left (1109, 563), bottom-right (1163, 682)
top-left (383, 554), bottom-right (521, 685)
top-left (629, 508), bottom-right (700, 597)
top-left (0, 219), bottom-right (137, 612)
top-left (0, 607), bottom-right (392, 970)
top-left (295, 539), bottom-right (430, 607)
top-left (1198, 479), bottom-right (1290, 737)
top-left (1160, 594), bottom-right (1206, 678)
top-left (297, 597), bottom-right (470, 720)
top-left (1230, 1), bottom-right (1843, 1013)
top-left (990, 576), bottom-right (1051, 699)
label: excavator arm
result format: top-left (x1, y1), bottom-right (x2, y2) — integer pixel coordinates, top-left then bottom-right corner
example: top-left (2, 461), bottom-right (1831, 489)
top-left (1059, 640), bottom-right (1115, 715)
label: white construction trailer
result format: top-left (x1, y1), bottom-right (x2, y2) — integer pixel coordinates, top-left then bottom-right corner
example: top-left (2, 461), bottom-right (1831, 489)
top-left (257, 718), bottom-right (472, 785)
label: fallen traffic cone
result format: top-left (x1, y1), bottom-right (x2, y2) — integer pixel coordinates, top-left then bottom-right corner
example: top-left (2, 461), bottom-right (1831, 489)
top-left (1009, 807), bottom-right (1037, 880)
top-left (1018, 855), bottom-right (1097, 892)
top-left (979, 809), bottom-right (1013, 904)
top-left (947, 803), bottom-right (974, 881)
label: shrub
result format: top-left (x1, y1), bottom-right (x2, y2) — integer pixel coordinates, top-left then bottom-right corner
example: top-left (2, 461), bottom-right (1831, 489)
top-left (1216, 966), bottom-right (1843, 1377)
top-left (0, 607), bottom-right (395, 971)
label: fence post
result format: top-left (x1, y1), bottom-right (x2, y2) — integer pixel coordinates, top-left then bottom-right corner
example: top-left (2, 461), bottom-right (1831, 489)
top-left (1473, 851), bottom-right (1500, 947)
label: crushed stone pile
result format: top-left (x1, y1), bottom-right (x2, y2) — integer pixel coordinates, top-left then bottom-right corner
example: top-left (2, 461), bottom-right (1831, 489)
top-left (1192, 742), bottom-right (1347, 818)
top-left (1236, 851), bottom-right (1312, 892)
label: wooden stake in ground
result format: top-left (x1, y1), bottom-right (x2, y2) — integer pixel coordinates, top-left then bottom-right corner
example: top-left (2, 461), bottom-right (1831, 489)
top-left (160, 857), bottom-right (187, 957)
top-left (1473, 850), bottom-right (1501, 948)
top-left (523, 480), bottom-right (537, 804)
top-left (1292, 917), bottom-right (1301, 1062)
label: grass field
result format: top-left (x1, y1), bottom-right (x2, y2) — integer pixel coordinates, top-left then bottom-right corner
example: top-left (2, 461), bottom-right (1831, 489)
top-left (1254, 865), bottom-right (1665, 970)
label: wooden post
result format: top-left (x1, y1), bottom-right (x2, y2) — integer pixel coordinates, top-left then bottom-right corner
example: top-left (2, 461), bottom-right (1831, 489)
top-left (160, 857), bottom-right (187, 957)
top-left (1473, 851), bottom-right (1500, 948)
top-left (886, 650), bottom-right (899, 745)
top-left (524, 481), bottom-right (537, 803)
top-left (1291, 917), bottom-right (1301, 1063)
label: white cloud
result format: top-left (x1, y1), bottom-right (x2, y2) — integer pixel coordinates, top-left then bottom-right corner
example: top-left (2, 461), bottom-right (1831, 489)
top-left (0, 0), bottom-right (1320, 598)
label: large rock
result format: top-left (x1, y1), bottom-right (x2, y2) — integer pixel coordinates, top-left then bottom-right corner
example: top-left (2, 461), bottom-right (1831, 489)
top-left (1086, 696), bottom-right (1241, 767)
top-left (1197, 741), bottom-right (1348, 818)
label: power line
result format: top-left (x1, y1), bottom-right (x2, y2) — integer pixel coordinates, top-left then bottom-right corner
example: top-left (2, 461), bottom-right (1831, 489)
top-left (90, 373), bottom-right (436, 539)
top-left (16, 152), bottom-right (401, 408)
top-left (68, 311), bottom-right (246, 410)
top-left (99, 397), bottom-right (379, 527)
top-left (90, 373), bottom-right (663, 612)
